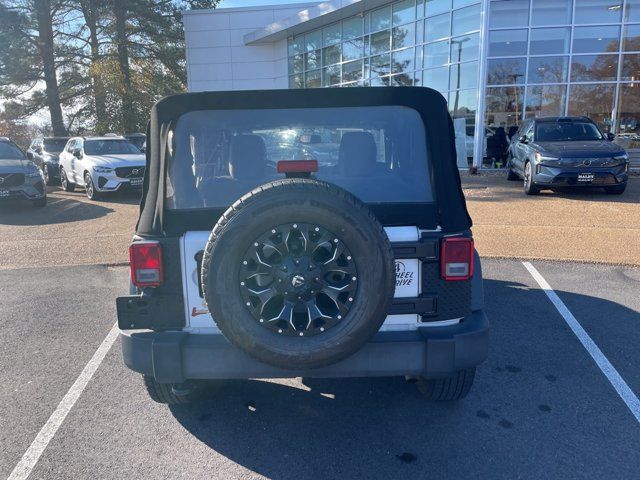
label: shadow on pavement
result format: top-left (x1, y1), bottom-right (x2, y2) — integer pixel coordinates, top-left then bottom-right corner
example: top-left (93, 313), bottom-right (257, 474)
top-left (463, 174), bottom-right (639, 205)
top-left (0, 194), bottom-right (114, 226)
top-left (168, 278), bottom-right (640, 479)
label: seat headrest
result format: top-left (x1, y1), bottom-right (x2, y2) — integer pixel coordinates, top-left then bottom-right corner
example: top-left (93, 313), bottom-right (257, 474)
top-left (338, 132), bottom-right (377, 176)
top-left (229, 135), bottom-right (266, 180)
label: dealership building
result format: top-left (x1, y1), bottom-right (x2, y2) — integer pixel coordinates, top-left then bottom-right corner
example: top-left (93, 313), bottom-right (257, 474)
top-left (183, 0), bottom-right (640, 169)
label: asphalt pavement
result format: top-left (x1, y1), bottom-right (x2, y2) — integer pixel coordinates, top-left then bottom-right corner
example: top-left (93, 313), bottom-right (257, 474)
top-left (2, 259), bottom-right (639, 479)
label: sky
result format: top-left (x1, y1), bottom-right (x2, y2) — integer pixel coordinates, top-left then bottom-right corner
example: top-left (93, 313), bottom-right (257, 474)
top-left (220, 0), bottom-right (315, 8)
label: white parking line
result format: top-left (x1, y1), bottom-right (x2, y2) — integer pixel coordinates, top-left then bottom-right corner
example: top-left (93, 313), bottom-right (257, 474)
top-left (523, 261), bottom-right (640, 424)
top-left (8, 323), bottom-right (119, 480)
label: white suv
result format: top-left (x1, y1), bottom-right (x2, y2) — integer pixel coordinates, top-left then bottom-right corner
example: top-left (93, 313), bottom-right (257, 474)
top-left (58, 136), bottom-right (145, 200)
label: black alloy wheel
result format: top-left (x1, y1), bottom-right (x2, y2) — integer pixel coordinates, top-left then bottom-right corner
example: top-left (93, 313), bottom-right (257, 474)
top-left (239, 223), bottom-right (357, 337)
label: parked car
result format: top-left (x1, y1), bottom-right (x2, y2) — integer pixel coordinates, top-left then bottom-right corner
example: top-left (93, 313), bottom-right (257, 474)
top-left (58, 136), bottom-right (146, 200)
top-left (117, 87), bottom-right (488, 405)
top-left (26, 136), bottom-right (70, 185)
top-left (507, 116), bottom-right (629, 195)
top-left (0, 137), bottom-right (47, 207)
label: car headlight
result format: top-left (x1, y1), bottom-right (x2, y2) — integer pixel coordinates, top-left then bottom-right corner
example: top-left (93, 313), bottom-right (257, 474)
top-left (613, 154), bottom-right (628, 164)
top-left (535, 152), bottom-right (560, 166)
top-left (92, 166), bottom-right (114, 173)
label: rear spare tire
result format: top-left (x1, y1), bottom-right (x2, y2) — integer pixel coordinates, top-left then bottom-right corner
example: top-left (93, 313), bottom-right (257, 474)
top-left (201, 178), bottom-right (395, 370)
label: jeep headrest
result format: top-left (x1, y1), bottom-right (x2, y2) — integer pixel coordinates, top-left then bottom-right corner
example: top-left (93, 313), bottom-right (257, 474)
top-left (229, 135), bottom-right (266, 180)
top-left (339, 132), bottom-right (377, 176)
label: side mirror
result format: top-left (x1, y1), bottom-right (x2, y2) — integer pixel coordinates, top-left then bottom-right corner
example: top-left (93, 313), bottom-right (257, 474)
top-left (35, 146), bottom-right (43, 154)
top-left (606, 133), bottom-right (616, 141)
top-left (519, 135), bottom-right (528, 144)
top-left (73, 148), bottom-right (82, 158)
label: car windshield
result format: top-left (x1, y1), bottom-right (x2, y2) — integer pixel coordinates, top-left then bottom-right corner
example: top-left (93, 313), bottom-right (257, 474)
top-left (0, 142), bottom-right (26, 160)
top-left (166, 106), bottom-right (432, 210)
top-left (44, 139), bottom-right (68, 153)
top-left (125, 136), bottom-right (146, 149)
top-left (535, 122), bottom-right (604, 142)
top-left (84, 139), bottom-right (141, 155)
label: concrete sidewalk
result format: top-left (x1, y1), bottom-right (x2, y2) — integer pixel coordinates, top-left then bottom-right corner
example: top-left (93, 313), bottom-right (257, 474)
top-left (463, 175), bottom-right (639, 266)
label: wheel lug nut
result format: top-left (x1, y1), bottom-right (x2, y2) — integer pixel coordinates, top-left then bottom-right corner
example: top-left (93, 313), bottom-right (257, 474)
top-left (299, 332), bottom-right (304, 336)
top-left (337, 315), bottom-right (342, 319)
top-left (278, 329), bottom-right (282, 333)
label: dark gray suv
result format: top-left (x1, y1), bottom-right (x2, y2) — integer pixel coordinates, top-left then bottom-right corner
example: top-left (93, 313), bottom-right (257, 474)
top-left (0, 138), bottom-right (47, 207)
top-left (507, 117), bottom-right (629, 195)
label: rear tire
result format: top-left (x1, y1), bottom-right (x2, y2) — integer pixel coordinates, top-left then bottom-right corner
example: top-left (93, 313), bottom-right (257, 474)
top-left (60, 167), bottom-right (75, 192)
top-left (605, 184), bottom-right (626, 195)
top-left (142, 375), bottom-right (196, 405)
top-left (416, 368), bottom-right (476, 401)
top-left (506, 159), bottom-right (519, 181)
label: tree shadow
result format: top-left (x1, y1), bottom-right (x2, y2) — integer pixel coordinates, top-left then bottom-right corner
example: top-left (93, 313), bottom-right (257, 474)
top-left (168, 277), bottom-right (640, 479)
top-left (0, 193), bottom-right (114, 226)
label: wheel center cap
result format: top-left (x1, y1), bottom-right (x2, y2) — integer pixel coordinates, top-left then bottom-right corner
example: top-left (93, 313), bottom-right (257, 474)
top-left (291, 275), bottom-right (306, 288)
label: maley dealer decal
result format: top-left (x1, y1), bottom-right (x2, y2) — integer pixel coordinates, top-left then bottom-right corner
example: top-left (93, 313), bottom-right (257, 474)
top-left (395, 261), bottom-right (415, 287)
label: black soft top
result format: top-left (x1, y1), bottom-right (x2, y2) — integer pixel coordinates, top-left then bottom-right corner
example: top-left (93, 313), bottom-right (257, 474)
top-left (136, 87), bottom-right (471, 236)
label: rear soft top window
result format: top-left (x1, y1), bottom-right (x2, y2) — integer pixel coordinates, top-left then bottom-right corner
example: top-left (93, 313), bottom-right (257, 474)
top-left (166, 106), bottom-right (432, 210)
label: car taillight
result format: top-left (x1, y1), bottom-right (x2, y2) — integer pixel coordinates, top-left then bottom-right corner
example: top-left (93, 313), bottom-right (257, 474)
top-left (129, 242), bottom-right (163, 287)
top-left (441, 237), bottom-right (474, 281)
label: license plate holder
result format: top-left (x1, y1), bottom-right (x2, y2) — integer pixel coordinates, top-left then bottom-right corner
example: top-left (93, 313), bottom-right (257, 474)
top-left (577, 173), bottom-right (595, 183)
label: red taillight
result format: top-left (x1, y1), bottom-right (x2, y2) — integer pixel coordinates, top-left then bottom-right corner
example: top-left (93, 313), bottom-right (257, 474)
top-left (277, 160), bottom-right (318, 173)
top-left (441, 237), bottom-right (474, 281)
top-left (129, 242), bottom-right (163, 287)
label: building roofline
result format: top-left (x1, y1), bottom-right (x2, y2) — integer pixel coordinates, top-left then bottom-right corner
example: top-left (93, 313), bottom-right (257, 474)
top-left (183, 3), bottom-right (321, 15)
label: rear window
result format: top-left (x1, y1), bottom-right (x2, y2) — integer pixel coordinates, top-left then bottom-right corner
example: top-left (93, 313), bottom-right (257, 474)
top-left (43, 139), bottom-right (68, 153)
top-left (165, 106), bottom-right (432, 210)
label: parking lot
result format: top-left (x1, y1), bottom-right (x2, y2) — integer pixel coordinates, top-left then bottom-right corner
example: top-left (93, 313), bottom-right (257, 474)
top-left (1, 177), bottom-right (639, 479)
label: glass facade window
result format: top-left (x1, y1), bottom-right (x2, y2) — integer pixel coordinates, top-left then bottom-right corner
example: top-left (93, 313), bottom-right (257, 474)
top-left (626, 0), bottom-right (640, 23)
top-left (616, 83), bottom-right (640, 138)
top-left (425, 0), bottom-right (451, 17)
top-left (568, 84), bottom-right (616, 132)
top-left (283, 0), bottom-right (640, 168)
top-left (451, 33), bottom-right (480, 62)
top-left (528, 56), bottom-right (569, 83)
top-left (425, 12), bottom-right (450, 42)
top-left (572, 26), bottom-right (621, 53)
top-left (424, 40), bottom-right (449, 67)
top-left (570, 54), bottom-right (619, 82)
top-left (392, 22), bottom-right (416, 49)
top-left (529, 27), bottom-right (571, 55)
top-left (621, 54), bottom-right (640, 81)
top-left (623, 24), bottom-right (640, 52)
top-left (393, 0), bottom-right (416, 26)
top-left (489, 29), bottom-right (528, 56)
top-left (487, 58), bottom-right (527, 85)
top-left (452, 4), bottom-right (481, 35)
top-left (525, 85), bottom-right (567, 117)
top-left (450, 60), bottom-right (479, 89)
top-left (424, 66), bottom-right (450, 92)
top-left (489, 0), bottom-right (530, 28)
top-left (574, 0), bottom-right (623, 24)
top-left (531, 0), bottom-right (572, 26)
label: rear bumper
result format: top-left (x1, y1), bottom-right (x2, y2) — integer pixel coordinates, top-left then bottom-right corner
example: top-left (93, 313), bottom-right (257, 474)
top-left (120, 310), bottom-right (489, 383)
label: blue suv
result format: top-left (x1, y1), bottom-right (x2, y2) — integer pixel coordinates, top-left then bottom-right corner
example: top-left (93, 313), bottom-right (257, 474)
top-left (506, 117), bottom-right (629, 195)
